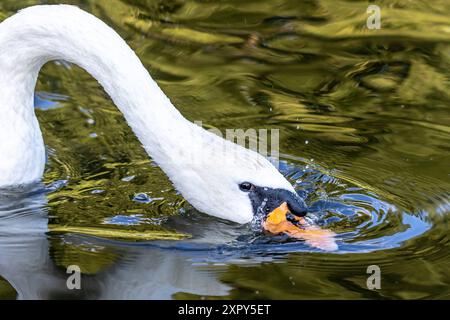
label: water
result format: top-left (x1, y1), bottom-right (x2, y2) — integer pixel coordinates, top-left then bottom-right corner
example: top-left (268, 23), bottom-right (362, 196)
top-left (0, 0), bottom-right (449, 299)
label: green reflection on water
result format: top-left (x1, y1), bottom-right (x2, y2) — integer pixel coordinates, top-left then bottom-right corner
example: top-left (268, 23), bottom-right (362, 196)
top-left (0, 276), bottom-right (17, 300)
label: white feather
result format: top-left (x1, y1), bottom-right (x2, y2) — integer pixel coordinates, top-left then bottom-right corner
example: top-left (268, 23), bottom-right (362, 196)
top-left (0, 5), bottom-right (295, 223)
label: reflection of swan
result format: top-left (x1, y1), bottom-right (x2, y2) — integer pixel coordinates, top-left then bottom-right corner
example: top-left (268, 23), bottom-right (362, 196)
top-left (0, 188), bottom-right (229, 299)
top-left (0, 186), bottom-right (59, 299)
top-left (94, 247), bottom-right (230, 299)
top-left (0, 5), bottom-right (308, 224)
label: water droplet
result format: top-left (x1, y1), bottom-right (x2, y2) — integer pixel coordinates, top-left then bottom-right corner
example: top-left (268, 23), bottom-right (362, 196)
top-left (133, 193), bottom-right (151, 204)
top-left (133, 193), bottom-right (164, 204)
top-left (104, 214), bottom-right (143, 226)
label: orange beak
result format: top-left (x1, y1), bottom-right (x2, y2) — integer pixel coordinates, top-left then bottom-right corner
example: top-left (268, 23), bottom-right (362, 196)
top-left (262, 202), bottom-right (338, 251)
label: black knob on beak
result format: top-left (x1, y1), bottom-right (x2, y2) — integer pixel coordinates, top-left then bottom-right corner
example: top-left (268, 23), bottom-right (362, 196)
top-left (248, 186), bottom-right (308, 218)
top-left (278, 189), bottom-right (308, 217)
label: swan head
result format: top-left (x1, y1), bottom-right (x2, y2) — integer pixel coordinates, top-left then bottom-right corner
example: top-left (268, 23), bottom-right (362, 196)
top-left (166, 129), bottom-right (308, 225)
top-left (0, 4), bottom-right (306, 226)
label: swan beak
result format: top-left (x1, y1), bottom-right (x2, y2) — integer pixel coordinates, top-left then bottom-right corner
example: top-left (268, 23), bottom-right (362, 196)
top-left (262, 202), bottom-right (339, 251)
top-left (262, 202), bottom-right (302, 234)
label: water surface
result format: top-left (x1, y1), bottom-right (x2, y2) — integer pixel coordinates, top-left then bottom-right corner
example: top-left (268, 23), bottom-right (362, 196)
top-left (0, 0), bottom-right (449, 299)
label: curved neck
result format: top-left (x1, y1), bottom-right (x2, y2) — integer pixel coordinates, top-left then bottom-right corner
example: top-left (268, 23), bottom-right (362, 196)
top-left (0, 5), bottom-right (194, 185)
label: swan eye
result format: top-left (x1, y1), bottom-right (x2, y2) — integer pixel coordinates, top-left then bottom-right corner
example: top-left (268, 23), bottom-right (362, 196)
top-left (239, 182), bottom-right (254, 192)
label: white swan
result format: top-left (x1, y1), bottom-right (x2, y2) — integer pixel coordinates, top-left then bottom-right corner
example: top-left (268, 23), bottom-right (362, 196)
top-left (0, 5), bottom-right (307, 224)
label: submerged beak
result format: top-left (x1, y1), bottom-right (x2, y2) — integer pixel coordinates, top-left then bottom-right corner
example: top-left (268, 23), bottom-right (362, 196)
top-left (263, 202), bottom-right (306, 234)
top-left (262, 202), bottom-right (338, 251)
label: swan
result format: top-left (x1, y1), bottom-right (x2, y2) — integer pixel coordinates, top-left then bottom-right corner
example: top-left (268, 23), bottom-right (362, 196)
top-left (0, 5), bottom-right (307, 224)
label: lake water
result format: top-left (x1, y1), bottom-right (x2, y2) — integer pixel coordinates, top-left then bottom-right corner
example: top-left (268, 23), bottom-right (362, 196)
top-left (0, 0), bottom-right (449, 299)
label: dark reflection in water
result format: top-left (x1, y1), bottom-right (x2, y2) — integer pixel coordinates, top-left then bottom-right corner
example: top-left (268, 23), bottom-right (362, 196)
top-left (0, 0), bottom-right (449, 299)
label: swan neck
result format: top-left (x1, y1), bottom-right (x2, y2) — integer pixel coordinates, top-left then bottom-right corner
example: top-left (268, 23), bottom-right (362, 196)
top-left (0, 5), bottom-right (193, 185)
